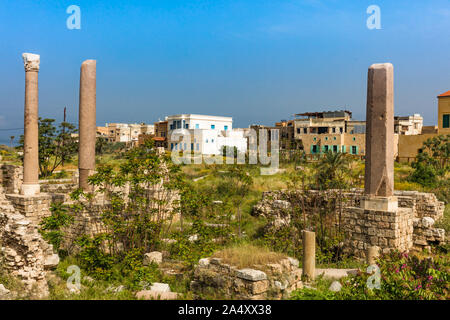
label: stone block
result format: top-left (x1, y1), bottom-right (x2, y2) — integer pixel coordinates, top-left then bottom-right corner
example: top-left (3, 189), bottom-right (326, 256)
top-left (236, 269), bottom-right (267, 281)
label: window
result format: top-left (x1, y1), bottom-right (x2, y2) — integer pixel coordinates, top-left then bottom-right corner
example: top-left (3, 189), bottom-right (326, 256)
top-left (224, 125), bottom-right (228, 130)
top-left (311, 145), bottom-right (318, 154)
top-left (211, 124), bottom-right (215, 129)
top-left (324, 145), bottom-right (329, 152)
top-left (333, 137), bottom-right (337, 140)
top-left (297, 128), bottom-right (301, 134)
top-left (313, 137), bottom-right (317, 141)
top-left (333, 145), bottom-right (338, 153)
top-left (185, 123), bottom-right (189, 129)
top-left (191, 143), bottom-right (193, 150)
top-left (332, 128), bottom-right (336, 133)
top-left (325, 137), bottom-right (328, 141)
top-left (171, 143), bottom-right (173, 150)
top-left (340, 127), bottom-right (343, 133)
top-left (352, 146), bottom-right (358, 154)
top-left (196, 143), bottom-right (199, 151)
top-left (206, 139), bottom-right (208, 143)
top-left (211, 139), bottom-right (214, 143)
top-left (303, 128), bottom-right (307, 134)
top-left (195, 124), bottom-right (200, 129)
top-left (353, 137), bottom-right (356, 141)
top-left (443, 114), bottom-right (450, 128)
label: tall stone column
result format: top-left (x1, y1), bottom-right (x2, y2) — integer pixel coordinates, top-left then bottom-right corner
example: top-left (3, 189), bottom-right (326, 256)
top-left (302, 230), bottom-right (315, 281)
top-left (21, 53), bottom-right (41, 196)
top-left (78, 60), bottom-right (96, 191)
top-left (342, 63), bottom-right (413, 259)
top-left (364, 63), bottom-right (394, 198)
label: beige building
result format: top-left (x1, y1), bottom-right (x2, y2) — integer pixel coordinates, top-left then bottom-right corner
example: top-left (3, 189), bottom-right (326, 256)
top-left (292, 110), bottom-right (370, 156)
top-left (104, 123), bottom-right (155, 145)
top-left (438, 90), bottom-right (450, 135)
top-left (398, 90), bottom-right (450, 162)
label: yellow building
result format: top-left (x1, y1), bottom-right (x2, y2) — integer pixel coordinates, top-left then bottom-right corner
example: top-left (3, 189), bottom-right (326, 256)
top-left (397, 90), bottom-right (449, 162)
top-left (438, 90), bottom-right (450, 134)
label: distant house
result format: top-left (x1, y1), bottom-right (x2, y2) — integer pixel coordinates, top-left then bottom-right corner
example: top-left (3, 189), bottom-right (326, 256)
top-left (166, 114), bottom-right (247, 155)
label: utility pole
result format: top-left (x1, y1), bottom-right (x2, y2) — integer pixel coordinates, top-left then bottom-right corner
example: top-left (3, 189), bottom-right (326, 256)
top-left (62, 106), bottom-right (67, 166)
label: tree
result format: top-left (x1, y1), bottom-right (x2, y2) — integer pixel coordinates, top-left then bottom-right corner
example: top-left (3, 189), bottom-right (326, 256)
top-left (315, 151), bottom-right (350, 190)
top-left (410, 135), bottom-right (449, 187)
top-left (95, 136), bottom-right (109, 155)
top-left (83, 139), bottom-right (184, 254)
top-left (218, 165), bottom-right (253, 238)
top-left (19, 118), bottom-right (78, 178)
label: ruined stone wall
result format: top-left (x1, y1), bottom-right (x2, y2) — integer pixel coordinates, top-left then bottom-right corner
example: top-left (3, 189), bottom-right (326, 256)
top-left (412, 217), bottom-right (446, 251)
top-left (0, 186), bottom-right (53, 297)
top-left (342, 207), bottom-right (414, 258)
top-left (0, 164), bottom-right (23, 194)
top-left (252, 188), bottom-right (446, 254)
top-left (59, 203), bottom-right (108, 253)
top-left (190, 256), bottom-right (303, 300)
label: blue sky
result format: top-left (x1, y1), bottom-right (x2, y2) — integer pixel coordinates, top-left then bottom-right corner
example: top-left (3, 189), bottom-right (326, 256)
top-left (0, 0), bottom-right (449, 144)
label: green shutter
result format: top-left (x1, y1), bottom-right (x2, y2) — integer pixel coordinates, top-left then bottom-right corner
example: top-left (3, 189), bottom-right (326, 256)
top-left (355, 146), bottom-right (359, 155)
top-left (444, 114), bottom-right (450, 128)
top-left (310, 145), bottom-right (315, 154)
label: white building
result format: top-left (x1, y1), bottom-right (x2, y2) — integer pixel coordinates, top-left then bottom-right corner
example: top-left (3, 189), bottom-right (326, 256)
top-left (166, 114), bottom-right (247, 155)
top-left (394, 114), bottom-right (423, 135)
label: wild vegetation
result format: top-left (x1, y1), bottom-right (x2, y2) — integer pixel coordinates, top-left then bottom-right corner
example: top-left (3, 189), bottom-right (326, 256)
top-left (1, 131), bottom-right (449, 300)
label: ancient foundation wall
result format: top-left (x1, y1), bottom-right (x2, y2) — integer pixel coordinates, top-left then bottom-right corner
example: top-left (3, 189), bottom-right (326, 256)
top-left (190, 257), bottom-right (303, 300)
top-left (342, 206), bottom-right (414, 258)
top-left (252, 188), bottom-right (446, 255)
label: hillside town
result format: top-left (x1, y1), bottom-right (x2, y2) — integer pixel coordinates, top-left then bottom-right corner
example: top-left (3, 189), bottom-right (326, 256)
top-left (90, 89), bottom-right (449, 163)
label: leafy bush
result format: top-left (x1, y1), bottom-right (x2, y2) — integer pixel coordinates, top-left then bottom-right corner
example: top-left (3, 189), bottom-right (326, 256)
top-left (39, 202), bottom-right (74, 253)
top-left (341, 251), bottom-right (448, 300)
top-left (291, 251), bottom-right (449, 300)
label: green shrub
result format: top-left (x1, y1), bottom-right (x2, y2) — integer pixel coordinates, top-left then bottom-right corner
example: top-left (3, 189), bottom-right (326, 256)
top-left (39, 202), bottom-right (74, 253)
top-left (338, 251), bottom-right (449, 300)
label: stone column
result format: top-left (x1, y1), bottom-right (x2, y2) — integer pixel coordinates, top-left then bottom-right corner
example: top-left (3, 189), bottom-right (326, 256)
top-left (78, 60), bottom-right (96, 191)
top-left (302, 230), bottom-right (315, 280)
top-left (21, 53), bottom-right (41, 196)
top-left (364, 63), bottom-right (394, 198)
top-left (367, 246), bottom-right (380, 265)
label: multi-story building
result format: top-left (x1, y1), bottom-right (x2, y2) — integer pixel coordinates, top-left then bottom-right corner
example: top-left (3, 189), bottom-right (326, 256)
top-left (104, 123), bottom-right (155, 145)
top-left (167, 114), bottom-right (247, 155)
top-left (275, 120), bottom-right (295, 150)
top-left (292, 110), bottom-right (370, 156)
top-left (394, 114), bottom-right (423, 135)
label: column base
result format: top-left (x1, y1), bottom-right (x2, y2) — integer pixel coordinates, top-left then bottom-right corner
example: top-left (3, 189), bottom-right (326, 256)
top-left (360, 196), bottom-right (398, 211)
top-left (20, 183), bottom-right (40, 196)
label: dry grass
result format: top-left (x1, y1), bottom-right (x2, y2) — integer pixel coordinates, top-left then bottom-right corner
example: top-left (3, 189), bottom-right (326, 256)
top-left (212, 244), bottom-right (287, 269)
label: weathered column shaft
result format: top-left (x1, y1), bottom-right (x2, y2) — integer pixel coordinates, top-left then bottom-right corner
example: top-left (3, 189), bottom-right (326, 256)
top-left (78, 60), bottom-right (97, 191)
top-left (21, 53), bottom-right (41, 196)
top-left (364, 63), bottom-right (394, 197)
top-left (302, 230), bottom-right (315, 280)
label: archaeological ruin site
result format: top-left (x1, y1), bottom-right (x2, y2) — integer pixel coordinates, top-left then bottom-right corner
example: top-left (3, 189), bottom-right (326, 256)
top-left (0, 55), bottom-right (448, 301)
